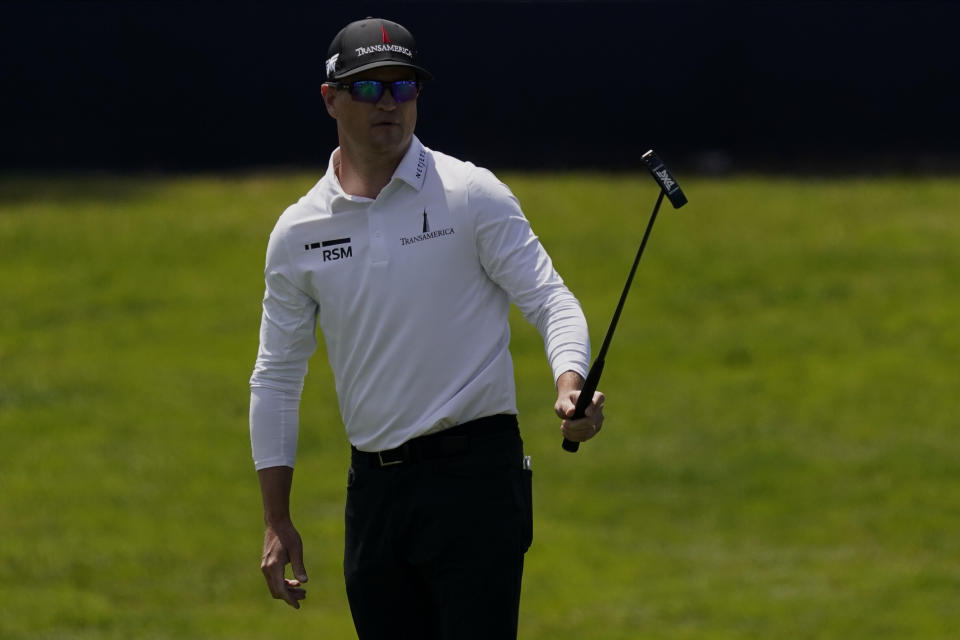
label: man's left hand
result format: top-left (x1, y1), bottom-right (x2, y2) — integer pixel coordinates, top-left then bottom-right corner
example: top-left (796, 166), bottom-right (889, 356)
top-left (555, 371), bottom-right (605, 443)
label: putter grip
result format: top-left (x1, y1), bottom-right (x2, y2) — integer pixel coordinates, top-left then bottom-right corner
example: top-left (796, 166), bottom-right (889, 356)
top-left (562, 358), bottom-right (605, 452)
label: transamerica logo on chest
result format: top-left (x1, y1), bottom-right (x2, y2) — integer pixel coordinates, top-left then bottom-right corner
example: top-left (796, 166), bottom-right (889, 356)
top-left (399, 210), bottom-right (454, 247)
top-left (304, 237), bottom-right (353, 262)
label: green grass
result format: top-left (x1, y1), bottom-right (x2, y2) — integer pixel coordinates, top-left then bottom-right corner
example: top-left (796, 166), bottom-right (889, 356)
top-left (1, 172), bottom-right (958, 638)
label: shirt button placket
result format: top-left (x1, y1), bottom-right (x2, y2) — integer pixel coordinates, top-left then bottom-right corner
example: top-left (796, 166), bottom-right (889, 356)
top-left (368, 206), bottom-right (390, 265)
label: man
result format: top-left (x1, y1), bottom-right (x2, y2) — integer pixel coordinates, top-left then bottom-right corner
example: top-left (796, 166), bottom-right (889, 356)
top-left (249, 17), bottom-right (605, 639)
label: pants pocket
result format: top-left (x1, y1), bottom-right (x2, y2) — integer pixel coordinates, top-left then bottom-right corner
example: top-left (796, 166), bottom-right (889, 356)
top-left (517, 466), bottom-right (533, 552)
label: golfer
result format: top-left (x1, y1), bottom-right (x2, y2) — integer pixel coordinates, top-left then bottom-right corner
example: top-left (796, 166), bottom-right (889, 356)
top-left (249, 17), bottom-right (604, 639)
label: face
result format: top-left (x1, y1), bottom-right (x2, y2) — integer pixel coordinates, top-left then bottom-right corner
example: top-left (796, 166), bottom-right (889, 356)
top-left (321, 66), bottom-right (419, 160)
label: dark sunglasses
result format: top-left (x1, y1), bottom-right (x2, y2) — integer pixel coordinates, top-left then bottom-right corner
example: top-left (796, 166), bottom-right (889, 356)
top-left (331, 80), bottom-right (421, 104)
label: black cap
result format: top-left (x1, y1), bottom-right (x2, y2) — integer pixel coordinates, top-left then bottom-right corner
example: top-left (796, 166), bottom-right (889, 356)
top-left (325, 18), bottom-right (433, 81)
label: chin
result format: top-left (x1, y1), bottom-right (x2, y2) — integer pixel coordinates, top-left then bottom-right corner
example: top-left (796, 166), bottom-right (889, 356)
top-left (371, 129), bottom-right (410, 152)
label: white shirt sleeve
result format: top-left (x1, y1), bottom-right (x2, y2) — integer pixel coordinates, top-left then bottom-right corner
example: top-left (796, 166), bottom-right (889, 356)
top-left (248, 221), bottom-right (320, 470)
top-left (469, 167), bottom-right (591, 382)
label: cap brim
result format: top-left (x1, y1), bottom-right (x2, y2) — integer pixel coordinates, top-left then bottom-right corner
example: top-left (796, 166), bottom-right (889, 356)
top-left (334, 60), bottom-right (433, 81)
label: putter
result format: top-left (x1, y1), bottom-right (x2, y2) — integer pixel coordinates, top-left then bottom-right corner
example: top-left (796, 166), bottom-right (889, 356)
top-left (562, 150), bottom-right (688, 452)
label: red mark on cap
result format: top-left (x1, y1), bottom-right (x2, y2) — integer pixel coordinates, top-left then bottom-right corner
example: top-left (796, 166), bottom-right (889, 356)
top-left (381, 25), bottom-right (391, 44)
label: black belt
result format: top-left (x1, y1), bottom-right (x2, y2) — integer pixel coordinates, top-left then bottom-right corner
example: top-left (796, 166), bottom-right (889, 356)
top-left (352, 414), bottom-right (518, 468)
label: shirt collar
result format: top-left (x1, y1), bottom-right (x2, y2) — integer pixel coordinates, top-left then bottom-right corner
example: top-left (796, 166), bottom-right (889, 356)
top-left (318, 136), bottom-right (429, 210)
top-left (391, 136), bottom-right (429, 192)
top-left (318, 148), bottom-right (369, 211)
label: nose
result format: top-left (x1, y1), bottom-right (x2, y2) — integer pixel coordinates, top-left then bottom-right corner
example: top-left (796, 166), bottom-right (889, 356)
top-left (376, 86), bottom-right (398, 110)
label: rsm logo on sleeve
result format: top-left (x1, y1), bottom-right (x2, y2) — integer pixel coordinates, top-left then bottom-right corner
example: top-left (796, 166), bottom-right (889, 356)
top-left (305, 237), bottom-right (353, 262)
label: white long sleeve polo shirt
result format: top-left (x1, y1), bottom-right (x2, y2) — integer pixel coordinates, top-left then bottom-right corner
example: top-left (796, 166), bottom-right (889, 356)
top-left (249, 136), bottom-right (590, 468)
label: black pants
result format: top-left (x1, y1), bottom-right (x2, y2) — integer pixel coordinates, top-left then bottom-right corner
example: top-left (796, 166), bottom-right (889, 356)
top-left (344, 415), bottom-right (533, 640)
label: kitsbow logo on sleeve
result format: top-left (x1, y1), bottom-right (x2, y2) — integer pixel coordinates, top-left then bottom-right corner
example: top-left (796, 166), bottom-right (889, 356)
top-left (400, 211), bottom-right (454, 247)
top-left (305, 237), bottom-right (353, 262)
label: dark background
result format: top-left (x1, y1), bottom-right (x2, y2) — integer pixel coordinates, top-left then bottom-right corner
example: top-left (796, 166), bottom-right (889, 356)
top-left (3, 1), bottom-right (958, 173)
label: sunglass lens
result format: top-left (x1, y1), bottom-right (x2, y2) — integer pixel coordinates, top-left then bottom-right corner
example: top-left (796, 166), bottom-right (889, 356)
top-left (351, 81), bottom-right (383, 103)
top-left (392, 81), bottom-right (419, 103)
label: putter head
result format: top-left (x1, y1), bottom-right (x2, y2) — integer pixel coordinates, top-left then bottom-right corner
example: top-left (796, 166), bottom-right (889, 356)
top-left (641, 150), bottom-right (687, 209)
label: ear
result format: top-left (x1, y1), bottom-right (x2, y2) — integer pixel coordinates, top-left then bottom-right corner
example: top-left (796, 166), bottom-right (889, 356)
top-left (321, 84), bottom-right (338, 119)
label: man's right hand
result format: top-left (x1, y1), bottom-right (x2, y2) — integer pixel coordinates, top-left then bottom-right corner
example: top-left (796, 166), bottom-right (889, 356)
top-left (260, 519), bottom-right (309, 609)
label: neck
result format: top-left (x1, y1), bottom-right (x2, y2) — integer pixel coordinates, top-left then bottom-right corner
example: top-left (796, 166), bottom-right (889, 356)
top-left (334, 138), bottom-right (410, 199)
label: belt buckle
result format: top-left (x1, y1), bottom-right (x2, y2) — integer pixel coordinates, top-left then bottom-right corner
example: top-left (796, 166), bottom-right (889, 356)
top-left (377, 450), bottom-right (404, 467)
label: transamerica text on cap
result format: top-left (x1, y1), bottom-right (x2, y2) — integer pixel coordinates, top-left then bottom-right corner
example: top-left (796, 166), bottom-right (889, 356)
top-left (355, 44), bottom-right (412, 57)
